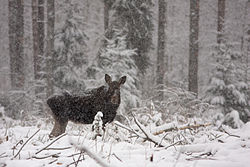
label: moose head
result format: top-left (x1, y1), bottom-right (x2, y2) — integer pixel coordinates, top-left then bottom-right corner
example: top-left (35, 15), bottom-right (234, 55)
top-left (104, 74), bottom-right (126, 105)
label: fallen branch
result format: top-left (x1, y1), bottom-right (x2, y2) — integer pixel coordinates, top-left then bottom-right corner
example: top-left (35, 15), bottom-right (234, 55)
top-left (45, 146), bottom-right (72, 150)
top-left (48, 159), bottom-right (58, 164)
top-left (0, 152), bottom-right (6, 157)
top-left (66, 158), bottom-right (85, 167)
top-left (0, 152), bottom-right (7, 159)
top-left (186, 157), bottom-right (217, 161)
top-left (75, 151), bottom-right (84, 167)
top-left (67, 152), bottom-right (82, 158)
top-left (70, 141), bottom-right (115, 167)
top-left (164, 141), bottom-right (182, 150)
top-left (112, 153), bottom-right (122, 162)
top-left (220, 127), bottom-right (240, 138)
top-left (153, 123), bottom-right (211, 135)
top-left (14, 129), bottom-right (40, 158)
top-left (35, 133), bottom-right (67, 154)
top-left (33, 152), bottom-right (61, 159)
top-left (133, 114), bottom-right (168, 147)
top-left (114, 121), bottom-right (134, 134)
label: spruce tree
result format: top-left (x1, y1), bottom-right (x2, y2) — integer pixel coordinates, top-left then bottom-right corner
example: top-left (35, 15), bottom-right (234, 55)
top-left (53, 0), bottom-right (88, 93)
top-left (205, 42), bottom-right (249, 124)
top-left (110, 0), bottom-right (154, 74)
top-left (87, 31), bottom-right (141, 113)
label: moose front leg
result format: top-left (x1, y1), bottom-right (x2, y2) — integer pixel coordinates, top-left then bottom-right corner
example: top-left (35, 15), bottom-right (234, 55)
top-left (49, 118), bottom-right (68, 138)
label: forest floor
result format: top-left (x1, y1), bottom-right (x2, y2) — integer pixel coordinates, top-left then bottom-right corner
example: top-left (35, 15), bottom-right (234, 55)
top-left (0, 117), bottom-right (250, 167)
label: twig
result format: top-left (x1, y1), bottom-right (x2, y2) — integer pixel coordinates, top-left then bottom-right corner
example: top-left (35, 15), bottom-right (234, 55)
top-left (75, 151), bottom-right (83, 167)
top-left (114, 121), bottom-right (144, 139)
top-left (221, 128), bottom-right (240, 138)
top-left (0, 155), bottom-right (8, 158)
top-left (0, 152), bottom-right (6, 157)
top-left (70, 141), bottom-right (114, 167)
top-left (186, 156), bottom-right (217, 161)
top-left (114, 121), bottom-right (134, 134)
top-left (112, 153), bottom-right (122, 162)
top-left (164, 141), bottom-right (182, 150)
top-left (48, 159), bottom-right (58, 164)
top-left (33, 152), bottom-right (61, 159)
top-left (13, 129), bottom-right (40, 158)
top-left (45, 146), bottom-right (71, 150)
top-left (0, 152), bottom-right (7, 159)
top-left (67, 152), bottom-right (82, 157)
top-left (133, 114), bottom-right (167, 147)
top-left (66, 158), bottom-right (85, 167)
top-left (35, 133), bottom-right (67, 154)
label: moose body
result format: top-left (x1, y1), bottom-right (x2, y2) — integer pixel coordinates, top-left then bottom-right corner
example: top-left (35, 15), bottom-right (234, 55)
top-left (47, 74), bottom-right (126, 137)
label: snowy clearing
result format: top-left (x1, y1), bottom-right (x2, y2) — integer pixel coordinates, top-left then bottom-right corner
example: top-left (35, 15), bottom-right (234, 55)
top-left (0, 120), bottom-right (250, 167)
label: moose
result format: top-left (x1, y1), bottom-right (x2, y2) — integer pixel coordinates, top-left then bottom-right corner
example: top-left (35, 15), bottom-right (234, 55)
top-left (47, 74), bottom-right (126, 137)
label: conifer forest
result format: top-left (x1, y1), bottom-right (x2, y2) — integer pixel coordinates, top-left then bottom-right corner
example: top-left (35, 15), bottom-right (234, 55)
top-left (0, 0), bottom-right (250, 166)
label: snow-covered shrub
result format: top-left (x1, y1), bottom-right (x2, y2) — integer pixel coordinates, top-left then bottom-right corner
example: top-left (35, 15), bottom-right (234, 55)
top-left (205, 42), bottom-right (249, 125)
top-left (130, 87), bottom-right (212, 128)
top-left (92, 112), bottom-right (104, 139)
top-left (223, 110), bottom-right (244, 128)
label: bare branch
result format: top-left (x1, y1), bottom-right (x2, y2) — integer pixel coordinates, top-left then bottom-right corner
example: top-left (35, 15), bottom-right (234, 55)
top-left (35, 133), bottom-right (67, 154)
top-left (70, 141), bottom-right (115, 167)
top-left (133, 114), bottom-right (168, 147)
top-left (14, 129), bottom-right (40, 158)
top-left (45, 146), bottom-right (72, 150)
top-left (32, 152), bottom-right (61, 159)
top-left (112, 153), bottom-right (122, 162)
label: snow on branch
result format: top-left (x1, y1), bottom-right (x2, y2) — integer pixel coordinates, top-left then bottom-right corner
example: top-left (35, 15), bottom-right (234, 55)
top-left (132, 114), bottom-right (168, 147)
top-left (35, 133), bottom-right (67, 154)
top-left (152, 123), bottom-right (212, 135)
top-left (70, 140), bottom-right (115, 167)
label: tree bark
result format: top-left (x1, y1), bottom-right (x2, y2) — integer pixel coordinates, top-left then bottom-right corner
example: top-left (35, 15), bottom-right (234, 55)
top-left (8, 0), bottom-right (25, 90)
top-left (188, 0), bottom-right (199, 95)
top-left (32, 0), bottom-right (39, 81)
top-left (103, 0), bottom-right (113, 46)
top-left (46, 0), bottom-right (55, 98)
top-left (156, 0), bottom-right (166, 101)
top-left (37, 0), bottom-right (45, 79)
top-left (32, 0), bottom-right (45, 114)
top-left (217, 0), bottom-right (225, 44)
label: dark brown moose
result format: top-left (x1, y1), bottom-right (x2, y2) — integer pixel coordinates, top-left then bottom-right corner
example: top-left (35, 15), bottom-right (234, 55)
top-left (47, 74), bottom-right (126, 137)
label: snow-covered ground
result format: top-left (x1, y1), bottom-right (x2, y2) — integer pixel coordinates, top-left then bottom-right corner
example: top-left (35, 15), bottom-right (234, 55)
top-left (0, 116), bottom-right (250, 167)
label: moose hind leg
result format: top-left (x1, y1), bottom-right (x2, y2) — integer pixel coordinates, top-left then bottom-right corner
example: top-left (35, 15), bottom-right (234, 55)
top-left (49, 118), bottom-right (68, 138)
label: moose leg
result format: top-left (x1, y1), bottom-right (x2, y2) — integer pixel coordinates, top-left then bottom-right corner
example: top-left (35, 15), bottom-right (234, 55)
top-left (49, 118), bottom-right (68, 138)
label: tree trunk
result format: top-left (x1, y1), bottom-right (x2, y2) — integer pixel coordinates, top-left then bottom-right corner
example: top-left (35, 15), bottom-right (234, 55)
top-left (188, 0), bottom-right (199, 95)
top-left (8, 0), bottom-right (25, 90)
top-left (103, 0), bottom-right (113, 46)
top-left (156, 0), bottom-right (166, 101)
top-left (32, 0), bottom-right (45, 114)
top-left (46, 0), bottom-right (55, 98)
top-left (37, 0), bottom-right (45, 79)
top-left (217, 0), bottom-right (225, 44)
top-left (32, 0), bottom-right (39, 81)
top-left (33, 0), bottom-right (45, 89)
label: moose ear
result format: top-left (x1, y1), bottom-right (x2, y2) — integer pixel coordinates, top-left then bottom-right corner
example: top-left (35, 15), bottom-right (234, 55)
top-left (119, 76), bottom-right (126, 85)
top-left (105, 74), bottom-right (112, 84)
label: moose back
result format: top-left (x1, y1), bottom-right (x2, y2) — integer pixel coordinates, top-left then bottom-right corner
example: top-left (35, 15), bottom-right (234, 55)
top-left (47, 74), bottom-right (126, 137)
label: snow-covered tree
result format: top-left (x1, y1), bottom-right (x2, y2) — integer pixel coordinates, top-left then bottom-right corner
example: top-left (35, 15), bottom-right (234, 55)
top-left (110, 0), bottom-right (154, 74)
top-left (53, 0), bottom-right (88, 93)
top-left (205, 42), bottom-right (249, 124)
top-left (87, 32), bottom-right (141, 113)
